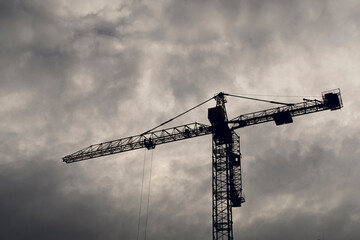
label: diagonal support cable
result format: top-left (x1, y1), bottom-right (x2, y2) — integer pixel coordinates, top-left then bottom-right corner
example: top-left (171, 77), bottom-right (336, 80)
top-left (141, 96), bottom-right (214, 135)
top-left (224, 93), bottom-right (295, 106)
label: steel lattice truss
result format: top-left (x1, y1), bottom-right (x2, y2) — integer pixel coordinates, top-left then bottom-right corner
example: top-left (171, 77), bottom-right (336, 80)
top-left (212, 131), bottom-right (244, 240)
top-left (229, 99), bottom-right (328, 129)
top-left (63, 122), bottom-right (212, 163)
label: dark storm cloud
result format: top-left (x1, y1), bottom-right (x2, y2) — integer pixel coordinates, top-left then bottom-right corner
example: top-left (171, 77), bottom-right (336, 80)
top-left (0, 1), bottom-right (72, 92)
top-left (151, 0), bottom-right (347, 101)
top-left (0, 156), bottom-right (139, 240)
top-left (239, 198), bottom-right (360, 240)
top-left (121, 0), bottom-right (350, 106)
top-left (0, 1), bottom-right (145, 238)
top-left (235, 122), bottom-right (360, 239)
top-left (0, 0), bottom-right (359, 239)
top-left (0, 0), bottom-right (146, 145)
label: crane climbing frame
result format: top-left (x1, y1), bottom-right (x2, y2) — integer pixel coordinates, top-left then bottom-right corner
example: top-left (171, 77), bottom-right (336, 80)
top-left (63, 88), bottom-right (343, 240)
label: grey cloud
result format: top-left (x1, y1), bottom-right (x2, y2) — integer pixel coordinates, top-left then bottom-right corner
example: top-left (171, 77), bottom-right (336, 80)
top-left (0, 0), bottom-right (359, 239)
top-left (0, 157), bottom-right (131, 240)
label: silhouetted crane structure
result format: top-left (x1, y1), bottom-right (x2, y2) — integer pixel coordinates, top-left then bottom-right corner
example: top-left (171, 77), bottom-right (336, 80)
top-left (63, 88), bottom-right (343, 240)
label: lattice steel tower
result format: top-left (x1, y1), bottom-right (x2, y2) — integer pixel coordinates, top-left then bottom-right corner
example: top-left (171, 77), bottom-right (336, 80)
top-left (209, 93), bottom-right (245, 240)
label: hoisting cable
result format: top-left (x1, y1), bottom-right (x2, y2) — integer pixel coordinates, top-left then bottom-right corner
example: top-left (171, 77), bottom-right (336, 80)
top-left (141, 96), bottom-right (214, 135)
top-left (137, 149), bottom-right (147, 240)
top-left (224, 93), bottom-right (295, 106)
top-left (144, 149), bottom-right (153, 240)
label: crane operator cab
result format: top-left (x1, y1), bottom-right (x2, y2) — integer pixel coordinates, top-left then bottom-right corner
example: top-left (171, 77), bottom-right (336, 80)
top-left (208, 106), bottom-right (232, 143)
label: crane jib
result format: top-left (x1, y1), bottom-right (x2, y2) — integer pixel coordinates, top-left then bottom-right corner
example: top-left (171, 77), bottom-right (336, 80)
top-left (62, 122), bottom-right (213, 163)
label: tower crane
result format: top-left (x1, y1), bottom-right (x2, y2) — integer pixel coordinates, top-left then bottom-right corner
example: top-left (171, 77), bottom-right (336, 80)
top-left (63, 88), bottom-right (343, 240)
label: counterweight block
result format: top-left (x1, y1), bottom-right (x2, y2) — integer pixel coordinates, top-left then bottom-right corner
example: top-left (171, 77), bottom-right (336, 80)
top-left (322, 88), bottom-right (343, 110)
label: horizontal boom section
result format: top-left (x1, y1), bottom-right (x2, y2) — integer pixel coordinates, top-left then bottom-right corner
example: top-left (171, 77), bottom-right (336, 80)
top-left (63, 122), bottom-right (212, 163)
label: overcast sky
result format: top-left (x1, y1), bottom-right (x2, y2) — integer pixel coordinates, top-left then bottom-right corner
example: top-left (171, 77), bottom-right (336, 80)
top-left (1, 0), bottom-right (359, 239)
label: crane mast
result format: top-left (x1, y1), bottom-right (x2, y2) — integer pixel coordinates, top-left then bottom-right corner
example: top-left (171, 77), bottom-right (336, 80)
top-left (63, 88), bottom-right (343, 240)
top-left (209, 93), bottom-right (244, 239)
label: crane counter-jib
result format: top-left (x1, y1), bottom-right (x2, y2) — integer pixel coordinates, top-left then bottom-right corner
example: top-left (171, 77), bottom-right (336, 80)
top-left (229, 89), bottom-right (343, 130)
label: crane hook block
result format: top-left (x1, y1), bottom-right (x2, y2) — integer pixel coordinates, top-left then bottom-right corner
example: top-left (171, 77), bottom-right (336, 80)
top-left (144, 139), bottom-right (156, 150)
